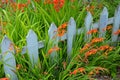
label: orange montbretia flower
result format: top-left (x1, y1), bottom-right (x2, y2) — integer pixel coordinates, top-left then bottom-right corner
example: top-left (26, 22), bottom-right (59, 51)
top-left (17, 3), bottom-right (27, 10)
top-left (98, 45), bottom-right (113, 51)
top-left (60, 22), bottom-right (68, 29)
top-left (80, 43), bottom-right (91, 53)
top-left (44, 0), bottom-right (65, 12)
top-left (91, 37), bottom-right (104, 44)
top-left (78, 67), bottom-right (85, 73)
top-left (70, 69), bottom-right (78, 75)
top-left (99, 45), bottom-right (109, 51)
top-left (113, 29), bottom-right (120, 35)
top-left (89, 67), bottom-right (108, 77)
top-left (0, 78), bottom-right (9, 80)
top-left (85, 49), bottom-right (98, 58)
top-left (57, 29), bottom-right (66, 37)
top-left (53, 0), bottom-right (65, 12)
top-left (10, 0), bottom-right (30, 12)
top-left (70, 67), bottom-right (85, 75)
top-left (87, 29), bottom-right (98, 34)
top-left (48, 46), bottom-right (60, 54)
top-left (103, 25), bottom-right (112, 31)
top-left (57, 22), bottom-right (68, 37)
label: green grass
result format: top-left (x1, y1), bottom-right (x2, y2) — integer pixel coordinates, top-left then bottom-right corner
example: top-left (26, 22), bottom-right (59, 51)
top-left (0, 0), bottom-right (120, 80)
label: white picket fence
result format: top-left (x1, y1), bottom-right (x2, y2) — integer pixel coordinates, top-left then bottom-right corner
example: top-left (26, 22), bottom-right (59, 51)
top-left (0, 5), bottom-right (120, 80)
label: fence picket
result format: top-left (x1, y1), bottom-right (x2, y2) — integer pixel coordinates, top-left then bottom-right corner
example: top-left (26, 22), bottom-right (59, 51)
top-left (85, 12), bottom-right (93, 41)
top-left (26, 29), bottom-right (39, 67)
top-left (112, 5), bottom-right (120, 42)
top-left (1, 36), bottom-right (18, 80)
top-left (99, 7), bottom-right (108, 37)
top-left (67, 17), bottom-right (76, 60)
top-left (48, 23), bottom-right (59, 63)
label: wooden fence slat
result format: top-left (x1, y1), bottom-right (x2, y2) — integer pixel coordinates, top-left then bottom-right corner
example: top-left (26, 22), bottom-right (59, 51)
top-left (85, 12), bottom-right (93, 40)
top-left (99, 7), bottom-right (108, 37)
top-left (1, 35), bottom-right (18, 80)
top-left (26, 29), bottom-right (39, 67)
top-left (48, 23), bottom-right (58, 63)
top-left (67, 17), bottom-right (76, 60)
top-left (112, 5), bottom-right (120, 42)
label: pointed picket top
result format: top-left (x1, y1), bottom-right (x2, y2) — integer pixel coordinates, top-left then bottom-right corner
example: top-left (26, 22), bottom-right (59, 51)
top-left (26, 29), bottom-right (38, 46)
top-left (1, 35), bottom-right (18, 80)
top-left (67, 17), bottom-right (76, 60)
top-left (99, 7), bottom-right (108, 37)
top-left (26, 29), bottom-right (39, 67)
top-left (112, 5), bottom-right (120, 42)
top-left (48, 23), bottom-right (58, 40)
top-left (1, 36), bottom-right (14, 53)
top-left (85, 12), bottom-right (93, 30)
top-left (1, 35), bottom-right (14, 54)
top-left (85, 12), bottom-right (93, 40)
